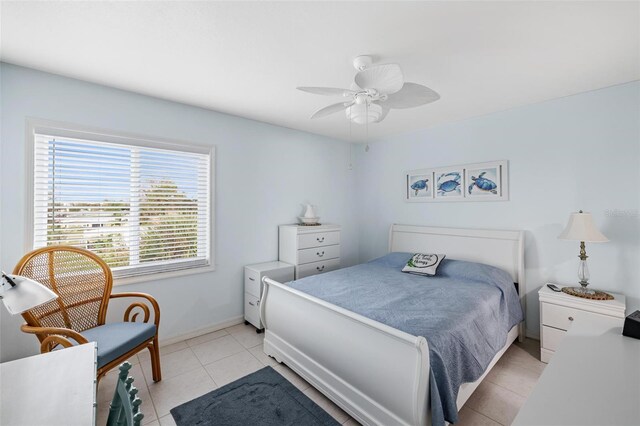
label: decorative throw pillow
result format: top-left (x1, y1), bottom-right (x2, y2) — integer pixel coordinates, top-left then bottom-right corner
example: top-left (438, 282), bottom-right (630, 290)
top-left (402, 253), bottom-right (446, 276)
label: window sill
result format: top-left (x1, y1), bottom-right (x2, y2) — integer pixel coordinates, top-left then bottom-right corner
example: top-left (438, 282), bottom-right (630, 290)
top-left (113, 264), bottom-right (216, 286)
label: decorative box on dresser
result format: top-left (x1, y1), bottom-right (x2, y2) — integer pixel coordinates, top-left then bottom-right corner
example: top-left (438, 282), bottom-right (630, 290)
top-left (539, 284), bottom-right (626, 363)
top-left (244, 261), bottom-right (294, 332)
top-left (279, 224), bottom-right (341, 279)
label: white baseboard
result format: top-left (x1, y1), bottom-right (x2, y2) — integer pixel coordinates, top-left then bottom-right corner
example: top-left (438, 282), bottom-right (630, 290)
top-left (159, 315), bottom-right (244, 347)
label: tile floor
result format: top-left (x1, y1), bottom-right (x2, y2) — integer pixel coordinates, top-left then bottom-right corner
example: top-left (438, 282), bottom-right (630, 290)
top-left (96, 324), bottom-right (545, 426)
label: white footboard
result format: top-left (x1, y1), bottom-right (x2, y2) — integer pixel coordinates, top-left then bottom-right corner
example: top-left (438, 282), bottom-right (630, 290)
top-left (260, 277), bottom-right (431, 426)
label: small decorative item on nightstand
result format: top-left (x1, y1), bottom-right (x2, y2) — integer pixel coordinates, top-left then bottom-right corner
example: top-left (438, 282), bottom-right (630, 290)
top-left (244, 261), bottom-right (294, 333)
top-left (538, 284), bottom-right (626, 363)
top-left (558, 210), bottom-right (610, 299)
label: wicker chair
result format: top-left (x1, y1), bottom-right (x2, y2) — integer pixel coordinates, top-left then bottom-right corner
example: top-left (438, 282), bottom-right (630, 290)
top-left (13, 246), bottom-right (162, 383)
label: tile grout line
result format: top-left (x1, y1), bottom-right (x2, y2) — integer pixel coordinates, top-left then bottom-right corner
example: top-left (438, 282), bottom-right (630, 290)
top-left (484, 371), bottom-right (532, 399)
top-left (142, 346), bottom-right (203, 383)
top-left (185, 330), bottom-right (229, 348)
top-left (467, 381), bottom-right (525, 426)
top-left (226, 330), bottom-right (265, 350)
top-left (499, 355), bottom-right (546, 375)
top-left (466, 406), bottom-right (506, 426)
top-left (200, 346), bottom-right (264, 371)
top-left (138, 350), bottom-right (162, 424)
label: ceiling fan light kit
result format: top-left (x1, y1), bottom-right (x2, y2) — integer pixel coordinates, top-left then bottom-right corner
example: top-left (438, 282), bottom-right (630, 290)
top-left (346, 103), bottom-right (383, 124)
top-left (298, 55), bottom-right (440, 125)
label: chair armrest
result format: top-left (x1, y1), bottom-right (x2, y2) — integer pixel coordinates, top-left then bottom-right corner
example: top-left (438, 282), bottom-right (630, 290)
top-left (20, 324), bottom-right (89, 353)
top-left (110, 292), bottom-right (160, 327)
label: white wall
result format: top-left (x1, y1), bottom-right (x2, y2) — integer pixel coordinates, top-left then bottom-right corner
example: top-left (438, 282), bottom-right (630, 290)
top-left (0, 63), bottom-right (358, 362)
top-left (354, 81), bottom-right (640, 337)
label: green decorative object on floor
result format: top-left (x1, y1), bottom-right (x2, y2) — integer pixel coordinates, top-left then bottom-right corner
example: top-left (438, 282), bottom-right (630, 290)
top-left (107, 362), bottom-right (144, 426)
top-left (170, 366), bottom-right (341, 425)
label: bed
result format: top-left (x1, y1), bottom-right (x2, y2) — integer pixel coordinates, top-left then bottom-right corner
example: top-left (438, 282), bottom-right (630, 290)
top-left (260, 224), bottom-right (525, 426)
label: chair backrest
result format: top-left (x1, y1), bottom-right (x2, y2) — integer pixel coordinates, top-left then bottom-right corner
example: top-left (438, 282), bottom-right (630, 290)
top-left (107, 362), bottom-right (144, 426)
top-left (13, 246), bottom-right (113, 335)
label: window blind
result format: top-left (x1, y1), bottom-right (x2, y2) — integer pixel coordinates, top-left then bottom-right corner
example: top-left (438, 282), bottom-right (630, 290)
top-left (33, 132), bottom-right (211, 278)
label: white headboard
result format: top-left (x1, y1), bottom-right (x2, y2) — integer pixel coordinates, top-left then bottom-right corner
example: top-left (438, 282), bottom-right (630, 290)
top-left (389, 224), bottom-right (525, 312)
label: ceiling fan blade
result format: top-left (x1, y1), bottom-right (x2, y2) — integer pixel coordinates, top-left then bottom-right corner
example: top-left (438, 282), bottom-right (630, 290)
top-left (311, 101), bottom-right (355, 119)
top-left (377, 104), bottom-right (390, 122)
top-left (354, 64), bottom-right (404, 94)
top-left (383, 83), bottom-right (440, 109)
top-left (297, 87), bottom-right (355, 97)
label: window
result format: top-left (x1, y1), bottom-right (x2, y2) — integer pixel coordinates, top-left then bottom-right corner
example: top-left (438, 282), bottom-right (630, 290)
top-left (29, 120), bottom-right (214, 282)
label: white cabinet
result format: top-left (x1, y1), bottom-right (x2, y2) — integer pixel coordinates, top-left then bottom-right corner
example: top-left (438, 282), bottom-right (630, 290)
top-left (244, 261), bottom-right (294, 331)
top-left (279, 224), bottom-right (341, 279)
top-left (538, 285), bottom-right (626, 363)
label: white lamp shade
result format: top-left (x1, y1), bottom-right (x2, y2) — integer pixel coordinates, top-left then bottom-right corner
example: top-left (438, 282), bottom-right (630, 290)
top-left (1, 275), bottom-right (58, 315)
top-left (558, 211), bottom-right (609, 242)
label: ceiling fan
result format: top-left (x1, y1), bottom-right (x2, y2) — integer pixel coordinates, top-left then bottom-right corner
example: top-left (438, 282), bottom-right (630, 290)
top-left (297, 55), bottom-right (440, 124)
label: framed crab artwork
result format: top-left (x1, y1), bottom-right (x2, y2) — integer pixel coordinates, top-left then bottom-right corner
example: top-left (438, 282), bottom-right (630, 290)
top-left (434, 167), bottom-right (464, 200)
top-left (405, 170), bottom-right (434, 202)
top-left (464, 160), bottom-right (509, 201)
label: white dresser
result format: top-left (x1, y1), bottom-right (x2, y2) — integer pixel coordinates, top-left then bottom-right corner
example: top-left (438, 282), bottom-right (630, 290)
top-left (244, 261), bottom-right (294, 331)
top-left (539, 284), bottom-right (626, 363)
top-left (279, 224), bottom-right (341, 279)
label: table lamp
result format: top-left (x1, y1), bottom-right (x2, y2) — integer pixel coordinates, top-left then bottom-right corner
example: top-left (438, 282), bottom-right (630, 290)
top-left (558, 210), bottom-right (609, 296)
top-left (0, 271), bottom-right (58, 315)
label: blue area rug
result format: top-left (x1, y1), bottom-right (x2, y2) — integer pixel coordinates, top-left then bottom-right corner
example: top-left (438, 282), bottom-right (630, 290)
top-left (170, 366), bottom-right (341, 426)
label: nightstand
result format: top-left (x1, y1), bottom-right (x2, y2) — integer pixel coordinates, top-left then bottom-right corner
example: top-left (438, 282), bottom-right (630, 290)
top-left (539, 285), bottom-right (626, 363)
top-left (244, 261), bottom-right (294, 332)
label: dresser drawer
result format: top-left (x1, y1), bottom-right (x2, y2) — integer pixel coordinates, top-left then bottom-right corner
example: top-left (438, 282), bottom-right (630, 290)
top-left (244, 292), bottom-right (262, 329)
top-left (298, 231), bottom-right (340, 249)
top-left (296, 258), bottom-right (340, 279)
top-left (298, 244), bottom-right (340, 265)
top-left (244, 269), bottom-right (261, 298)
top-left (541, 302), bottom-right (616, 331)
top-left (541, 325), bottom-right (566, 352)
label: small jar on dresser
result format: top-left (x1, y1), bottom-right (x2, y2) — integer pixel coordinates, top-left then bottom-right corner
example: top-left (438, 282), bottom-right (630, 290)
top-left (539, 285), bottom-right (626, 363)
top-left (244, 261), bottom-right (294, 332)
top-left (279, 224), bottom-right (341, 279)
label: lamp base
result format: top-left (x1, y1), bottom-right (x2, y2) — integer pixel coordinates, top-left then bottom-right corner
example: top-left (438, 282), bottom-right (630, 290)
top-left (561, 286), bottom-right (614, 300)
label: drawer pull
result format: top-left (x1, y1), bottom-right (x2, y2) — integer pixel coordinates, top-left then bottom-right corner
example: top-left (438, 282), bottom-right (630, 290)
top-left (249, 277), bottom-right (255, 281)
top-left (248, 300), bottom-right (260, 307)
top-left (568, 316), bottom-right (574, 321)
top-left (249, 301), bottom-right (255, 306)
top-left (317, 251), bottom-right (325, 257)
top-left (317, 237), bottom-right (325, 242)
top-left (316, 265), bottom-right (325, 271)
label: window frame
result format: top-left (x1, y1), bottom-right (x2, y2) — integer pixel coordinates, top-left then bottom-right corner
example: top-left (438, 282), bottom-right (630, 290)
top-left (25, 118), bottom-right (216, 286)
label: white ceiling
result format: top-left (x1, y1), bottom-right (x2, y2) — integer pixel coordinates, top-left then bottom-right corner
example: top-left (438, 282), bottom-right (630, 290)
top-left (1, 1), bottom-right (639, 142)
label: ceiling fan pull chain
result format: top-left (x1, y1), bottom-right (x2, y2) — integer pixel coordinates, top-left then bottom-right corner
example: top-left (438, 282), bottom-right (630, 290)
top-left (365, 100), bottom-right (371, 152)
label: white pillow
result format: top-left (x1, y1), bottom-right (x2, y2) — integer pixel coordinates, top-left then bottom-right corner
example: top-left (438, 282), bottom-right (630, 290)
top-left (402, 253), bottom-right (446, 276)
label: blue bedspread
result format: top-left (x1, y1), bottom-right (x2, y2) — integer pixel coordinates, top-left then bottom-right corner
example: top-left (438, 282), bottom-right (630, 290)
top-left (287, 252), bottom-right (523, 425)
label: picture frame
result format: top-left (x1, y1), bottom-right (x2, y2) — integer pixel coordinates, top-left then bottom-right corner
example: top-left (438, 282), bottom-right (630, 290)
top-left (405, 169), bottom-right (434, 202)
top-left (404, 160), bottom-right (509, 203)
top-left (434, 167), bottom-right (464, 200)
top-left (464, 160), bottom-right (509, 201)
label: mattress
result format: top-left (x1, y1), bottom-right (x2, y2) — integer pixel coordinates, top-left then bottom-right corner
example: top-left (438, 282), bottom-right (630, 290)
top-left (287, 252), bottom-right (524, 425)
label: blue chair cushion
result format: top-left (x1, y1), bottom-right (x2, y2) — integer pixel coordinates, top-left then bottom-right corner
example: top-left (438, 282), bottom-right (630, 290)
top-left (80, 322), bottom-right (157, 368)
